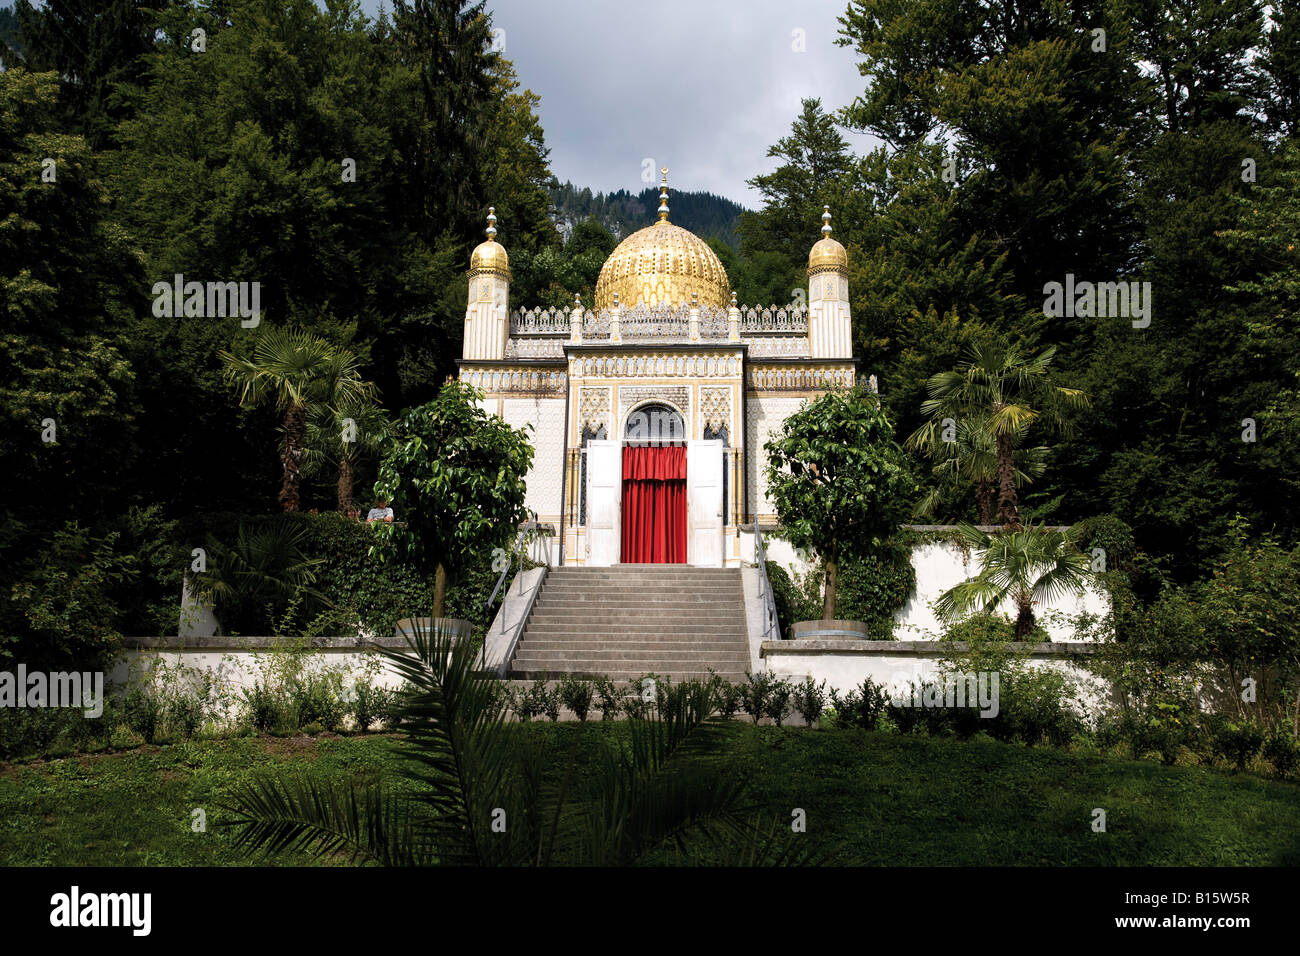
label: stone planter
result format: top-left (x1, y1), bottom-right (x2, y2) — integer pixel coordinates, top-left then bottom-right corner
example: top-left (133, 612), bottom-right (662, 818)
top-left (790, 619), bottom-right (871, 640)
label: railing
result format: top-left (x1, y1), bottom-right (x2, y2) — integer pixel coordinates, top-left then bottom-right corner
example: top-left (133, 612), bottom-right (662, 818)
top-left (507, 303), bottom-right (808, 342)
top-left (751, 523), bottom-right (782, 643)
top-left (483, 515), bottom-right (547, 666)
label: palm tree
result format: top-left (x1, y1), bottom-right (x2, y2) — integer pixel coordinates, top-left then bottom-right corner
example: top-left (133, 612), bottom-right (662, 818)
top-left (910, 413), bottom-right (1049, 525)
top-left (221, 624), bottom-right (813, 866)
top-left (188, 521), bottom-right (327, 636)
top-left (934, 523), bottom-right (1094, 639)
top-left (910, 342), bottom-right (1088, 530)
top-left (220, 327), bottom-right (377, 512)
top-left (303, 398), bottom-right (391, 514)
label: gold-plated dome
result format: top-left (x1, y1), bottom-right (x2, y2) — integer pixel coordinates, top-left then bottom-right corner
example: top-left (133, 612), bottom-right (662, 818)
top-left (807, 205), bottom-right (848, 275)
top-left (469, 207), bottom-right (511, 278)
top-left (593, 168), bottom-right (731, 310)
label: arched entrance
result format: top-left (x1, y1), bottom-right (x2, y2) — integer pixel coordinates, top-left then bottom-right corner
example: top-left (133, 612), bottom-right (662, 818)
top-left (621, 403), bottom-right (686, 563)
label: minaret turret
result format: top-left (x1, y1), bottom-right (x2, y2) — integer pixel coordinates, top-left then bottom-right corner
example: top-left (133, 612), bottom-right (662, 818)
top-left (463, 207), bottom-right (511, 360)
top-left (806, 205), bottom-right (851, 359)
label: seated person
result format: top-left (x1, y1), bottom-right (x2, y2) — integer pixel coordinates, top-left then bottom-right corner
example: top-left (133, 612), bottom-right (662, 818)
top-left (366, 498), bottom-right (394, 524)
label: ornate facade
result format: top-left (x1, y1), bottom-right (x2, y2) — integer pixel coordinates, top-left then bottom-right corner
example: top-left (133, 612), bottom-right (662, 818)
top-left (457, 170), bottom-right (865, 567)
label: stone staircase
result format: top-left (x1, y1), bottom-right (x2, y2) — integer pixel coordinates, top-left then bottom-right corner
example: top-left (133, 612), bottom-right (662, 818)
top-left (508, 565), bottom-right (752, 682)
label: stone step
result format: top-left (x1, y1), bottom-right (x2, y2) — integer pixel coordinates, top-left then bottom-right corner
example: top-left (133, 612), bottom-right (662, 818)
top-left (512, 667), bottom-right (748, 682)
top-left (513, 639), bottom-right (749, 651)
top-left (534, 592), bottom-right (742, 604)
top-left (512, 647), bottom-right (748, 660)
top-left (509, 562), bottom-right (750, 681)
top-left (517, 616), bottom-right (743, 632)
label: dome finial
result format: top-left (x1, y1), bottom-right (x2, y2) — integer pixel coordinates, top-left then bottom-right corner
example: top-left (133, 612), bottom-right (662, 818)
top-left (486, 206), bottom-right (498, 241)
top-left (821, 205), bottom-right (832, 238)
top-left (658, 167), bottom-right (670, 222)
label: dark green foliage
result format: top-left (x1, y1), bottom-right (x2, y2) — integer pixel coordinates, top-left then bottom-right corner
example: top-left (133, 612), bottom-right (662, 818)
top-left (1263, 729), bottom-right (1300, 778)
top-left (242, 682), bottom-right (284, 736)
top-left (123, 688), bottom-right (160, 744)
top-left (292, 671), bottom-right (346, 734)
top-left (593, 676), bottom-right (623, 721)
top-left (791, 677), bottom-right (827, 727)
top-left (766, 386), bottom-right (917, 619)
top-left (557, 675), bottom-right (594, 722)
top-left (549, 181), bottom-right (745, 251)
top-left (829, 677), bottom-right (891, 731)
top-left (1211, 720), bottom-right (1266, 771)
top-left (763, 561), bottom-right (819, 637)
top-left (0, 707), bottom-right (65, 760)
top-left (833, 539), bottom-right (916, 639)
top-left (763, 677), bottom-right (793, 727)
top-left (221, 626), bottom-right (809, 866)
top-left (738, 671), bottom-right (778, 724)
top-left (351, 679), bottom-right (394, 733)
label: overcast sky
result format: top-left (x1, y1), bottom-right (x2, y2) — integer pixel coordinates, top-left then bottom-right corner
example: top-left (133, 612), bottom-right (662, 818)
top-left (361, 0), bottom-right (879, 208)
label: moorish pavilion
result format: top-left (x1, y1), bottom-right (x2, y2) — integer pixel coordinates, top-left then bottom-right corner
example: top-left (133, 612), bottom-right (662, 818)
top-left (458, 168), bottom-right (868, 567)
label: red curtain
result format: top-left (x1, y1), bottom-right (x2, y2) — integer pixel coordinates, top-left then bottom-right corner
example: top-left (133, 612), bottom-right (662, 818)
top-left (621, 445), bottom-right (687, 563)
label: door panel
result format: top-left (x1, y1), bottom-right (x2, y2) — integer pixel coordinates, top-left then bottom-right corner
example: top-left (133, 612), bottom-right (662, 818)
top-left (585, 440), bottom-right (621, 566)
top-left (687, 440), bottom-right (723, 567)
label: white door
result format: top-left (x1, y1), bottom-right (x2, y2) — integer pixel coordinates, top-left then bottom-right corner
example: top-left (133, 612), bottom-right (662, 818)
top-left (687, 440), bottom-right (724, 567)
top-left (585, 440), bottom-right (621, 566)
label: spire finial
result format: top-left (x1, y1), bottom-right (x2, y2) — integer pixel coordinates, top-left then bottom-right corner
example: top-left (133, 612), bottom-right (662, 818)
top-left (486, 206), bottom-right (498, 241)
top-left (658, 167), bottom-right (670, 222)
top-left (821, 205), bottom-right (832, 238)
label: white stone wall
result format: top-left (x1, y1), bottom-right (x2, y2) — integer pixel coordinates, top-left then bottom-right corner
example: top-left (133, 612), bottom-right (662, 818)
top-left (501, 396), bottom-right (565, 520)
top-left (745, 395), bottom-right (807, 518)
top-left (895, 539), bottom-right (1109, 642)
top-left (747, 532), bottom-right (1110, 643)
top-left (761, 644), bottom-right (1112, 715)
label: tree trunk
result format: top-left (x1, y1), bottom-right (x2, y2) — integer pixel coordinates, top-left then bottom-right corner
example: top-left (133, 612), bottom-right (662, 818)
top-left (337, 455), bottom-right (353, 514)
top-left (434, 562), bottom-right (447, 620)
top-left (976, 479), bottom-right (994, 525)
top-left (279, 401), bottom-right (307, 512)
top-left (1014, 592), bottom-right (1035, 639)
top-left (995, 428), bottom-right (1021, 531)
top-left (822, 558), bottom-right (838, 621)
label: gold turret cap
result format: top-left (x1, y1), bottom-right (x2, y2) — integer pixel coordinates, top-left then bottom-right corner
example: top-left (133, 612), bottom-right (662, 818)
top-left (469, 207), bottom-right (511, 278)
top-left (807, 205), bottom-right (848, 275)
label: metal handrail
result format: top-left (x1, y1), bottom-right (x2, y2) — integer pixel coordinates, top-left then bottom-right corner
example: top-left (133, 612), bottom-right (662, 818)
top-left (482, 514), bottom-right (546, 668)
top-left (486, 515), bottom-right (542, 610)
top-left (751, 523), bottom-right (782, 643)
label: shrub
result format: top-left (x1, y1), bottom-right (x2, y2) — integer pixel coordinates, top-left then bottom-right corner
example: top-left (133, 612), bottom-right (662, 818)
top-left (558, 675), bottom-right (594, 721)
top-left (791, 677), bottom-right (827, 726)
top-left (0, 707), bottom-right (66, 760)
top-left (164, 692), bottom-right (204, 739)
top-left (109, 724), bottom-right (145, 749)
top-left (593, 677), bottom-right (623, 721)
top-left (124, 688), bottom-right (160, 743)
top-left (829, 677), bottom-right (891, 730)
top-left (738, 671), bottom-right (776, 724)
top-left (764, 676), bottom-right (793, 726)
top-left (516, 680), bottom-right (552, 722)
top-left (350, 679), bottom-right (393, 732)
top-left (242, 681), bottom-right (286, 735)
top-left (1212, 719), bottom-right (1265, 771)
top-left (992, 667), bottom-right (1083, 747)
top-left (1263, 728), bottom-right (1299, 778)
top-left (713, 679), bottom-right (743, 719)
top-left (291, 671), bottom-right (346, 732)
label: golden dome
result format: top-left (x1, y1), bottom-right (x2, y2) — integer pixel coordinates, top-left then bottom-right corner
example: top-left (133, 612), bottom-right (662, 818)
top-left (469, 207), bottom-right (511, 278)
top-left (593, 168), bottom-right (730, 311)
top-left (807, 205), bottom-right (848, 275)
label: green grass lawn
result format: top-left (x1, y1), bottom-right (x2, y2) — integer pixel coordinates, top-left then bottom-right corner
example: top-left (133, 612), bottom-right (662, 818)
top-left (1, 725), bottom-right (1297, 866)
